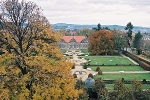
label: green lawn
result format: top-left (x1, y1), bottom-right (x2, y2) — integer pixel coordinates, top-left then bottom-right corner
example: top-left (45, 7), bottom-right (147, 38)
top-left (94, 73), bottom-right (150, 80)
top-left (64, 56), bottom-right (73, 59)
top-left (80, 49), bottom-right (90, 55)
top-left (61, 49), bottom-right (66, 53)
top-left (82, 56), bottom-right (134, 65)
top-left (106, 84), bottom-right (150, 90)
top-left (88, 66), bottom-right (144, 72)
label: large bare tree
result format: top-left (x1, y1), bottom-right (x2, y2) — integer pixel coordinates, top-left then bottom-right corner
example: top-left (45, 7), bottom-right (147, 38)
top-left (0, 0), bottom-right (80, 99)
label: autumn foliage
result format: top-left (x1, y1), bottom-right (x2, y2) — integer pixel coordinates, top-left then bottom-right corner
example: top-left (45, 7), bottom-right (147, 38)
top-left (0, 0), bottom-right (81, 99)
top-left (88, 30), bottom-right (114, 55)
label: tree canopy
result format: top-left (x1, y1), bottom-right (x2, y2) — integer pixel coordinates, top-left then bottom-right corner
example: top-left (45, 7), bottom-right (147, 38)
top-left (133, 31), bottom-right (143, 49)
top-left (88, 29), bottom-right (114, 55)
top-left (133, 31), bottom-right (143, 55)
top-left (111, 29), bottom-right (128, 52)
top-left (125, 22), bottom-right (134, 39)
top-left (0, 0), bottom-right (81, 99)
top-left (124, 22), bottom-right (134, 48)
top-left (92, 23), bottom-right (102, 31)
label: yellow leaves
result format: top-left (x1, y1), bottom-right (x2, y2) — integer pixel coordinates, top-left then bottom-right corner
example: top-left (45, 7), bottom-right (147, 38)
top-left (22, 74), bottom-right (30, 82)
top-left (18, 88), bottom-right (30, 100)
top-left (0, 89), bottom-right (9, 100)
top-left (0, 23), bottom-right (81, 100)
top-left (32, 94), bottom-right (43, 100)
top-left (0, 66), bottom-right (6, 74)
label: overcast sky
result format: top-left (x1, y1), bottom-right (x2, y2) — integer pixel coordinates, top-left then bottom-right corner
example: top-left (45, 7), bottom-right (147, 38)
top-left (26, 0), bottom-right (150, 27)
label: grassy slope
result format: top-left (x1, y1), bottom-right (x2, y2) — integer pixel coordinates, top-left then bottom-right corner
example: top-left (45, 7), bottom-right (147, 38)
top-left (89, 66), bottom-right (144, 72)
top-left (82, 56), bottom-right (134, 65)
top-left (94, 73), bottom-right (150, 80)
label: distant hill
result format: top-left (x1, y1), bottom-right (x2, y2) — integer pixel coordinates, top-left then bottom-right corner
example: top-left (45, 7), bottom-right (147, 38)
top-left (52, 23), bottom-right (150, 33)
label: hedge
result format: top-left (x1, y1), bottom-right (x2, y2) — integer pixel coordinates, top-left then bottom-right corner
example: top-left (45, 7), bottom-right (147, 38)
top-left (122, 51), bottom-right (150, 71)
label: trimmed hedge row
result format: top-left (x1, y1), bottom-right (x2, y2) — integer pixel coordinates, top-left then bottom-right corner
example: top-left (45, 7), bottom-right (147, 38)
top-left (122, 51), bottom-right (150, 71)
top-left (86, 64), bottom-right (137, 66)
top-left (103, 80), bottom-right (150, 84)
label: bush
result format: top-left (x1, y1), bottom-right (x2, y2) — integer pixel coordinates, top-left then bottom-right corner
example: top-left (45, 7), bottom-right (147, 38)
top-left (93, 79), bottom-right (107, 99)
top-left (98, 70), bottom-right (103, 75)
top-left (75, 79), bottom-right (89, 100)
top-left (140, 61), bottom-right (150, 71)
top-left (108, 91), bottom-right (118, 100)
top-left (73, 74), bottom-right (77, 78)
top-left (114, 79), bottom-right (125, 92)
top-left (83, 64), bottom-right (87, 69)
top-left (96, 66), bottom-right (100, 72)
top-left (72, 63), bottom-right (75, 69)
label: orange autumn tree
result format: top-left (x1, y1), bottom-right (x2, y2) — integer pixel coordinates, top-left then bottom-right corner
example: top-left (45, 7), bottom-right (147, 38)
top-left (88, 29), bottom-right (114, 55)
top-left (0, 0), bottom-right (81, 99)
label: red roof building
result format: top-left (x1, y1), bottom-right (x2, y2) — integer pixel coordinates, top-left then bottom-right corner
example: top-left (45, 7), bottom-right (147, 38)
top-left (58, 36), bottom-right (89, 49)
top-left (61, 36), bottom-right (86, 43)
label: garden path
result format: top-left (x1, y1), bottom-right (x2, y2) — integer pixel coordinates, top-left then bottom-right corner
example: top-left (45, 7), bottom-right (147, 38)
top-left (71, 51), bottom-right (97, 81)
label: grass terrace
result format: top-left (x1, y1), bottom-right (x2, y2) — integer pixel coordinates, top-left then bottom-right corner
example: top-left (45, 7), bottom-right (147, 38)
top-left (106, 84), bottom-right (150, 90)
top-left (78, 50), bottom-right (150, 90)
top-left (80, 49), bottom-right (90, 55)
top-left (94, 73), bottom-right (150, 80)
top-left (61, 49), bottom-right (66, 53)
top-left (81, 56), bottom-right (135, 65)
top-left (89, 66), bottom-right (144, 72)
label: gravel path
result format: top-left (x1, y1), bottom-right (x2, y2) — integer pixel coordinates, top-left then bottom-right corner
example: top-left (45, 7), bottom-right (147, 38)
top-left (71, 53), bottom-right (96, 81)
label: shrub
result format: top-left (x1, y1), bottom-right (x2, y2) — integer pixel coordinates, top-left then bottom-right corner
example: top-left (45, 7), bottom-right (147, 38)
top-left (114, 79), bottom-right (125, 92)
top-left (98, 70), bottom-right (103, 75)
top-left (83, 63), bottom-right (87, 69)
top-left (96, 66), bottom-right (100, 72)
top-left (93, 79), bottom-right (108, 99)
top-left (75, 78), bottom-right (89, 100)
top-left (102, 64), bottom-right (105, 66)
top-left (72, 63), bottom-right (75, 69)
top-left (108, 91), bottom-right (118, 100)
top-left (73, 73), bottom-right (77, 78)
top-left (131, 80), bottom-right (142, 92)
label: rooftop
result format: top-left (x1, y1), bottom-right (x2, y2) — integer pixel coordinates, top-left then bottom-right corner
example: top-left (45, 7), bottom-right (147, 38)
top-left (61, 36), bottom-right (86, 43)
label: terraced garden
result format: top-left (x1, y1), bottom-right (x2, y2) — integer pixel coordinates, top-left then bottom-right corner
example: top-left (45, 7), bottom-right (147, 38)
top-left (78, 52), bottom-right (150, 90)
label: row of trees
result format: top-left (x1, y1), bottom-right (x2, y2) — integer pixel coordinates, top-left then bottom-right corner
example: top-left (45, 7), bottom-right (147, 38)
top-left (0, 0), bottom-right (82, 99)
top-left (88, 22), bottom-right (147, 55)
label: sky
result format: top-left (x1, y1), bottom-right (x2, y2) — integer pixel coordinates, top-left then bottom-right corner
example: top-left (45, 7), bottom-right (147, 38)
top-left (26, 0), bottom-right (150, 27)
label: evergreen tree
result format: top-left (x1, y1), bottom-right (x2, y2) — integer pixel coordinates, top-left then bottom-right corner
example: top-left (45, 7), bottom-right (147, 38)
top-left (125, 22), bottom-right (134, 39)
top-left (125, 22), bottom-right (134, 47)
top-left (133, 31), bottom-right (143, 49)
top-left (92, 23), bottom-right (102, 31)
top-left (97, 23), bottom-right (102, 31)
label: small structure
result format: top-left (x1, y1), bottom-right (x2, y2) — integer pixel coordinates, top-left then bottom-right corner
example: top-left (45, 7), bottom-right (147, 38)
top-left (87, 68), bottom-right (92, 71)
